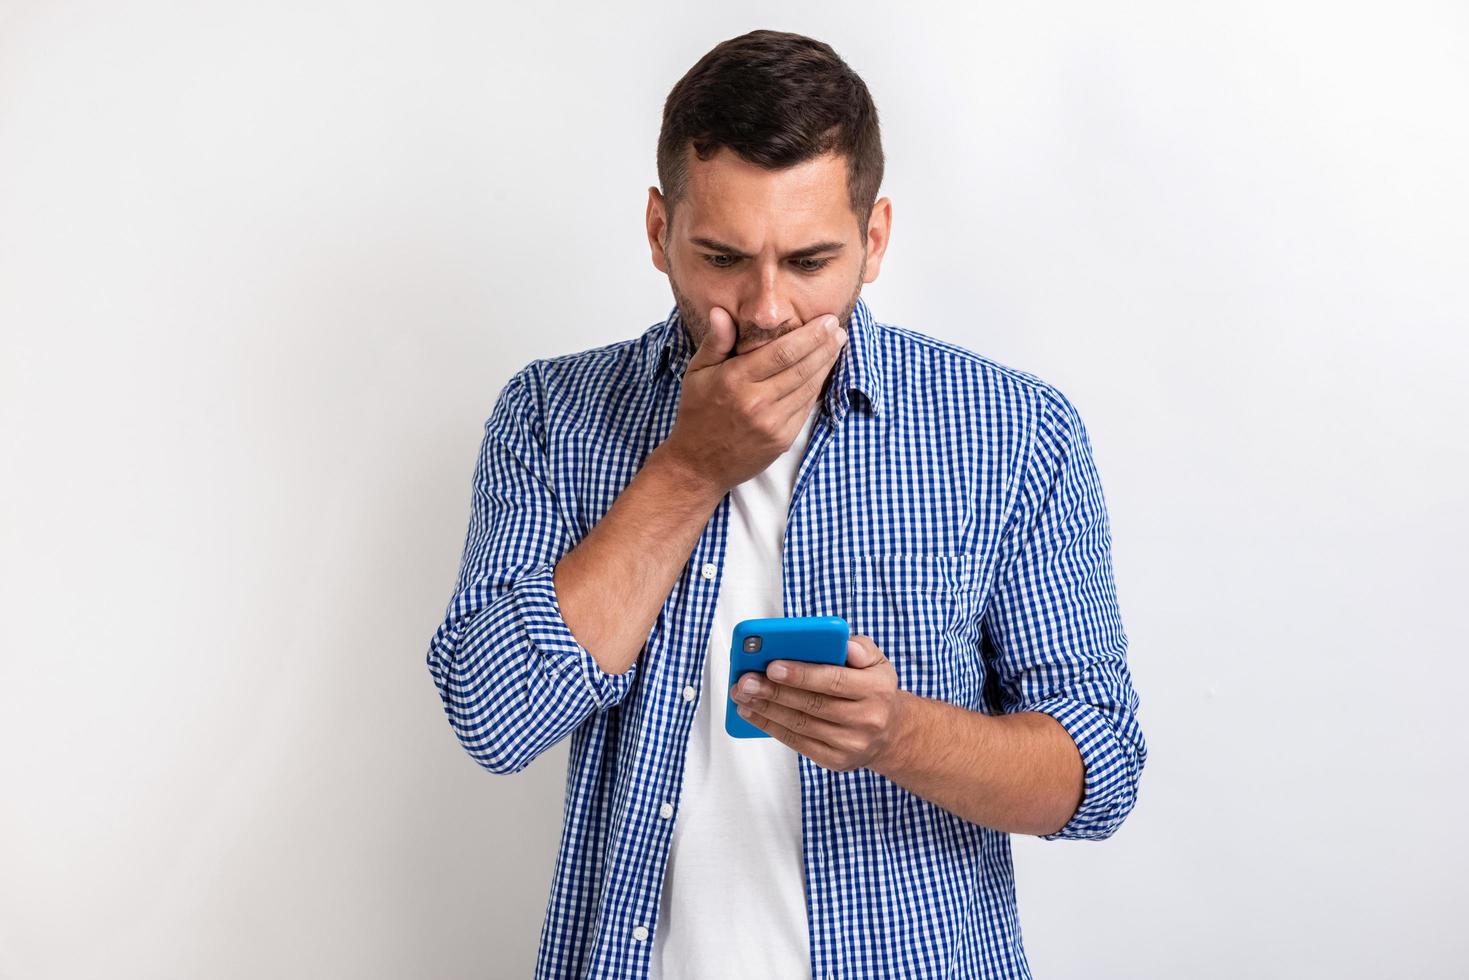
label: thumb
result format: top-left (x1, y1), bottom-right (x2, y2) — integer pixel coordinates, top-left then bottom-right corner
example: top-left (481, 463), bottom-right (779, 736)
top-left (685, 305), bottom-right (736, 372)
top-left (845, 634), bottom-right (887, 669)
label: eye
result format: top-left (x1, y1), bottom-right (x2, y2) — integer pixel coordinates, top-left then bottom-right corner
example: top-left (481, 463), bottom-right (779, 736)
top-left (700, 254), bottom-right (834, 273)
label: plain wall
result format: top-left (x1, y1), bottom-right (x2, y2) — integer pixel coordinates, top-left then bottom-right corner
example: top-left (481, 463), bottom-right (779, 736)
top-left (2, 1), bottom-right (1465, 977)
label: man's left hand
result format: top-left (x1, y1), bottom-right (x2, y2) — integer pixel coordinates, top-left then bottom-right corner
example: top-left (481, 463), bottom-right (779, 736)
top-left (729, 634), bottom-right (906, 772)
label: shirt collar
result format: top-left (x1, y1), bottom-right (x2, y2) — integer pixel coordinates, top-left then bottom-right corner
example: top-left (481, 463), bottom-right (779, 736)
top-left (642, 295), bottom-right (884, 423)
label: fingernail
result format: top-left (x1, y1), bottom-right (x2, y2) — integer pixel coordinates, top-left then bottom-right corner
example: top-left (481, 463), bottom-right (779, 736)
top-left (768, 663), bottom-right (788, 680)
top-left (824, 315), bottom-right (839, 331)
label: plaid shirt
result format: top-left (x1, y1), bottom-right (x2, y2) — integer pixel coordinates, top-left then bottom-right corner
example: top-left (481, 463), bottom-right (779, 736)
top-left (426, 295), bottom-right (1147, 979)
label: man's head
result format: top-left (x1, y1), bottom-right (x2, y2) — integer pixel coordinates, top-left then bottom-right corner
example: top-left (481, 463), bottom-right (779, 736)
top-left (647, 30), bottom-right (892, 356)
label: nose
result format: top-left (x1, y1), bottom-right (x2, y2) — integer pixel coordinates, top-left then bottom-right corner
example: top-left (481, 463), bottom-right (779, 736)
top-left (740, 266), bottom-right (793, 336)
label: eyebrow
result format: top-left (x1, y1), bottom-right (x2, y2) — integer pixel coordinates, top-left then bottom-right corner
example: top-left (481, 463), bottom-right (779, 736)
top-left (689, 236), bottom-right (847, 260)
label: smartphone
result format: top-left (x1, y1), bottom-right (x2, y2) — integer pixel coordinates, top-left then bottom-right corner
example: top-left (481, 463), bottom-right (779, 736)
top-left (725, 615), bottom-right (850, 739)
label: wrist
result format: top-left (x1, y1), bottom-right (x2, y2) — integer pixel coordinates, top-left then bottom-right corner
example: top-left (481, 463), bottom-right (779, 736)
top-left (873, 690), bottom-right (925, 778)
top-left (647, 443), bottom-right (728, 505)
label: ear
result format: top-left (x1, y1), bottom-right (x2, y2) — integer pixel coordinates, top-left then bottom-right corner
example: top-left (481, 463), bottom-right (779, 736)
top-left (647, 187), bottom-right (671, 275)
top-left (861, 196), bottom-right (892, 284)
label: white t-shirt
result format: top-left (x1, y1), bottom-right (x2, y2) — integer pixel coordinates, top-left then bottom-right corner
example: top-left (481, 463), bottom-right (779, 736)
top-left (648, 403), bottom-right (820, 980)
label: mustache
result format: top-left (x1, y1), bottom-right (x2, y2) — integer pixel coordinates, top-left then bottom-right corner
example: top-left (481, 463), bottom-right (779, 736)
top-left (734, 326), bottom-right (793, 346)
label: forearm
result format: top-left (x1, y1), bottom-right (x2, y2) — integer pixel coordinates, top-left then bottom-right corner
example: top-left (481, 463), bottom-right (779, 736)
top-left (871, 692), bottom-right (1085, 837)
top-left (553, 444), bottom-right (726, 676)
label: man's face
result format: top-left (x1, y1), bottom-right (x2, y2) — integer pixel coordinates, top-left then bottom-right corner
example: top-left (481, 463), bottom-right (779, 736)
top-left (647, 146), bottom-right (891, 357)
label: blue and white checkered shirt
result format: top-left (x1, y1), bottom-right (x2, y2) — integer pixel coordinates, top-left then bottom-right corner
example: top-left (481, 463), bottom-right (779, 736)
top-left (426, 295), bottom-right (1147, 979)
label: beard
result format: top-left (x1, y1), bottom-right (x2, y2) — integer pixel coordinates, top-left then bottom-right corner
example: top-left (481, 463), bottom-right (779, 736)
top-left (668, 252), bottom-right (867, 356)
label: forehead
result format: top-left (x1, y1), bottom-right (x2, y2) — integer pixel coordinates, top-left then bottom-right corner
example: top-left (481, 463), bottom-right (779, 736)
top-left (680, 145), bottom-right (853, 235)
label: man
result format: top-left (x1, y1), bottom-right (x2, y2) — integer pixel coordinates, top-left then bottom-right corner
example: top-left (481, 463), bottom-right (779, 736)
top-left (426, 28), bottom-right (1147, 980)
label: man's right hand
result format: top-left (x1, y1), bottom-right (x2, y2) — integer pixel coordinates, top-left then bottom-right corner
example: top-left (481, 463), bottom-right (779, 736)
top-left (657, 305), bottom-right (849, 495)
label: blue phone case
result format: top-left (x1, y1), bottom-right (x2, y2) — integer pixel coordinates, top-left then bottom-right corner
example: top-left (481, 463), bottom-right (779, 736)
top-left (725, 615), bottom-right (850, 739)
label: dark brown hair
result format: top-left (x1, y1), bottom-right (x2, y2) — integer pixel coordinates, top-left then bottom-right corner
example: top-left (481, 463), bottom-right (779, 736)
top-left (656, 30), bottom-right (884, 240)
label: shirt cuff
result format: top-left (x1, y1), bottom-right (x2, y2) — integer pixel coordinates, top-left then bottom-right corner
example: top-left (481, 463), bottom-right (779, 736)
top-left (511, 562), bottom-right (640, 712)
top-left (1019, 696), bottom-right (1139, 841)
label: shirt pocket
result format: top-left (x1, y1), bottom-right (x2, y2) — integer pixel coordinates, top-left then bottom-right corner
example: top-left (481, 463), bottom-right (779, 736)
top-left (845, 553), bottom-right (985, 708)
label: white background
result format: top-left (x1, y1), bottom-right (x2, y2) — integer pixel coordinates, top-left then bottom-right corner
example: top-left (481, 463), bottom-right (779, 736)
top-left (2, 2), bottom-right (1466, 977)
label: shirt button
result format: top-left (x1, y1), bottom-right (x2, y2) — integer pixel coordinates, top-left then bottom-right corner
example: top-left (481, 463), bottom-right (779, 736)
top-left (700, 562), bottom-right (717, 580)
top-left (659, 802), bottom-right (674, 819)
top-left (682, 685), bottom-right (697, 702)
top-left (632, 925), bottom-right (649, 942)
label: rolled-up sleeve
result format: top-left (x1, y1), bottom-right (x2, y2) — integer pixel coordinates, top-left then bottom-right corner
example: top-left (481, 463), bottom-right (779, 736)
top-left (425, 365), bottom-right (639, 775)
top-left (982, 384), bottom-right (1147, 841)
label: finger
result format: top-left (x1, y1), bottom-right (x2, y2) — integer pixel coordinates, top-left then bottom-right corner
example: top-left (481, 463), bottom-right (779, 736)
top-left (766, 324), bottom-right (847, 407)
top-left (731, 676), bottom-right (860, 724)
top-left (844, 635), bottom-right (888, 669)
top-left (738, 697), bottom-right (853, 749)
top-left (760, 660), bottom-right (862, 699)
top-left (770, 385), bottom-right (826, 442)
top-left (685, 306), bottom-right (736, 372)
top-left (739, 314), bottom-right (840, 383)
top-left (735, 705), bottom-right (845, 769)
